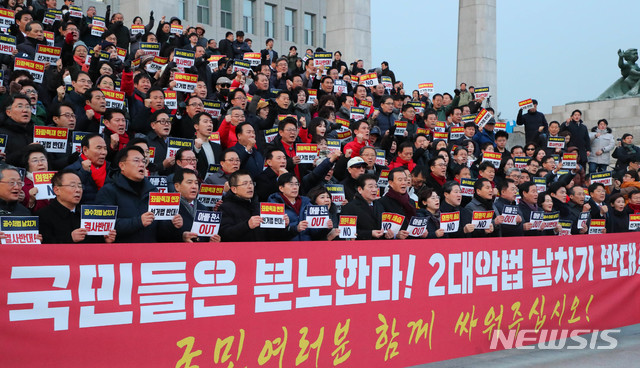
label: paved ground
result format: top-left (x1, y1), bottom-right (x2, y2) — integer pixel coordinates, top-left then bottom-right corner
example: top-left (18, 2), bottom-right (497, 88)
top-left (411, 324), bottom-right (640, 368)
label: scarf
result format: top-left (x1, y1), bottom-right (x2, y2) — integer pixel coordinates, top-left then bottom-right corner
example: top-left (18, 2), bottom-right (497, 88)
top-left (280, 193), bottom-right (302, 215)
top-left (73, 54), bottom-right (89, 72)
top-left (80, 153), bottom-right (106, 189)
top-left (105, 127), bottom-right (130, 150)
top-left (627, 203), bottom-right (640, 214)
top-left (281, 141), bottom-right (300, 179)
top-left (430, 172), bottom-right (446, 187)
top-left (473, 193), bottom-right (494, 210)
top-left (622, 142), bottom-right (636, 154)
top-left (84, 104), bottom-right (102, 122)
top-left (426, 209), bottom-right (440, 228)
top-left (385, 188), bottom-right (416, 219)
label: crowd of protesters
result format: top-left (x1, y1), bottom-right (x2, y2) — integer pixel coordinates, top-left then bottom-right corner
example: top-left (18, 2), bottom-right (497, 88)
top-left (0, 1), bottom-right (639, 243)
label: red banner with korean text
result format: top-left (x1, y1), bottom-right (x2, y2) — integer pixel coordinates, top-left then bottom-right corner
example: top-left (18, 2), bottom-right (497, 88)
top-left (1, 234), bottom-right (640, 367)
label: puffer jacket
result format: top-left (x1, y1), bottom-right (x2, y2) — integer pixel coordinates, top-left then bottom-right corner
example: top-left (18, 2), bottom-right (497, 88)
top-left (588, 126), bottom-right (615, 165)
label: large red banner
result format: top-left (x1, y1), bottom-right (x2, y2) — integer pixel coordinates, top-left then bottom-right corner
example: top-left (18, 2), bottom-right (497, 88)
top-left (1, 233), bottom-right (639, 367)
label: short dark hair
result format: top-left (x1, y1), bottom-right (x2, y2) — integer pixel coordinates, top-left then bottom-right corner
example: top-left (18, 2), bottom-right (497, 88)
top-left (81, 133), bottom-right (103, 149)
top-left (417, 187), bottom-right (434, 208)
top-left (625, 170), bottom-right (639, 181)
top-left (443, 180), bottom-right (460, 194)
top-left (452, 165), bottom-right (468, 177)
top-left (588, 182), bottom-right (605, 194)
top-left (495, 130), bottom-right (509, 140)
top-left (478, 161), bottom-right (496, 172)
top-left (498, 178), bottom-right (515, 194)
top-left (134, 72), bottom-right (151, 84)
top-left (4, 94), bottom-right (30, 110)
top-left (228, 169), bottom-right (251, 187)
top-left (265, 146), bottom-right (284, 161)
top-left (609, 193), bottom-right (624, 206)
top-left (518, 182), bottom-right (536, 195)
top-left (126, 137), bottom-right (149, 148)
top-left (510, 145), bottom-right (524, 154)
top-left (278, 116), bottom-right (297, 131)
top-left (174, 167), bottom-right (198, 184)
top-left (150, 109), bottom-right (170, 123)
top-left (192, 111), bottom-right (213, 126)
top-left (53, 102), bottom-right (75, 117)
top-left (356, 173), bottom-right (377, 189)
top-left (21, 143), bottom-right (47, 169)
top-left (428, 156), bottom-right (444, 168)
top-left (15, 10), bottom-right (32, 22)
top-left (104, 108), bottom-right (126, 121)
top-left (51, 169), bottom-right (79, 187)
top-left (474, 177), bottom-right (490, 192)
top-left (388, 167), bottom-right (406, 182)
top-left (235, 121), bottom-right (253, 136)
top-left (349, 119), bottom-right (368, 133)
top-left (83, 87), bottom-right (103, 102)
top-left (175, 147), bottom-right (193, 161)
top-left (277, 172), bottom-right (297, 188)
top-left (116, 146), bottom-right (145, 164)
top-left (221, 148), bottom-right (238, 162)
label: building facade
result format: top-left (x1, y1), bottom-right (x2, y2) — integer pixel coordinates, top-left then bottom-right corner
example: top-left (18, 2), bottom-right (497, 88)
top-left (75, 0), bottom-right (370, 68)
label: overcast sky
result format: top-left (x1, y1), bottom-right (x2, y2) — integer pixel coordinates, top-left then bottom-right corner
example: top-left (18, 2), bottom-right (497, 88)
top-left (371, 0), bottom-right (640, 122)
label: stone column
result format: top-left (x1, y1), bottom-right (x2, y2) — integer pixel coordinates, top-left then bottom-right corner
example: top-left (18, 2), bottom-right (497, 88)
top-left (325, 0), bottom-right (371, 69)
top-left (456, 0), bottom-right (497, 111)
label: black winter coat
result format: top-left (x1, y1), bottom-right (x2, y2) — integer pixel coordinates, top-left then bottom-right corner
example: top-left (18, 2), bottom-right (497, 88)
top-left (95, 172), bottom-right (173, 243)
top-left (218, 191), bottom-right (265, 242)
top-left (36, 199), bottom-right (106, 243)
top-left (0, 118), bottom-right (33, 165)
top-left (341, 193), bottom-right (381, 240)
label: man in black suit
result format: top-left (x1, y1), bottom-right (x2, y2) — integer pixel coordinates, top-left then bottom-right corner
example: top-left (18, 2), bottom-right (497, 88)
top-left (260, 38), bottom-right (278, 68)
top-left (193, 112), bottom-right (223, 179)
top-left (174, 168), bottom-right (221, 242)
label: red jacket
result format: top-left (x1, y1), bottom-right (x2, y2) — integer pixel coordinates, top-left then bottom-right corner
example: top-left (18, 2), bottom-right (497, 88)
top-left (343, 139), bottom-right (369, 157)
top-left (217, 118), bottom-right (238, 149)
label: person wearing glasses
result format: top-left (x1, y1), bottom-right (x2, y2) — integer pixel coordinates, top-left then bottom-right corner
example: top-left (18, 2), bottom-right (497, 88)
top-left (145, 110), bottom-right (174, 175)
top-left (52, 102), bottom-right (77, 131)
top-left (268, 172), bottom-right (320, 241)
top-left (16, 80), bottom-right (47, 126)
top-left (172, 95), bottom-right (204, 139)
top-left (370, 95), bottom-right (398, 135)
top-left (166, 148), bottom-right (199, 193)
top-left (423, 156), bottom-right (448, 199)
top-left (219, 170), bottom-right (290, 242)
top-left (20, 144), bottom-right (50, 213)
top-left (0, 94), bottom-right (33, 165)
top-left (96, 146), bottom-right (183, 243)
top-left (0, 164), bottom-right (30, 217)
top-left (36, 169), bottom-right (117, 244)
